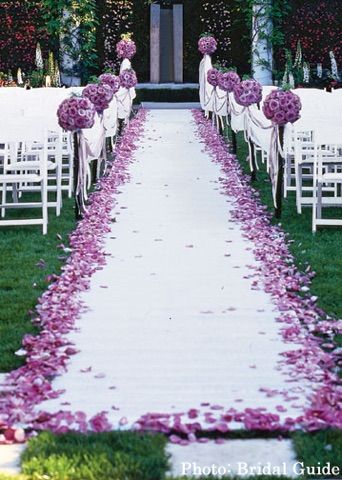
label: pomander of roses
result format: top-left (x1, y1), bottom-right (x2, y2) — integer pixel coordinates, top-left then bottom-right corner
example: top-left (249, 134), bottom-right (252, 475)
top-left (99, 73), bottom-right (121, 94)
top-left (233, 79), bottom-right (263, 107)
top-left (120, 69), bottom-right (138, 89)
top-left (198, 35), bottom-right (217, 56)
top-left (217, 70), bottom-right (240, 93)
top-left (57, 97), bottom-right (96, 132)
top-left (82, 83), bottom-right (114, 113)
top-left (263, 89), bottom-right (302, 126)
top-left (116, 39), bottom-right (137, 60)
top-left (207, 68), bottom-right (220, 87)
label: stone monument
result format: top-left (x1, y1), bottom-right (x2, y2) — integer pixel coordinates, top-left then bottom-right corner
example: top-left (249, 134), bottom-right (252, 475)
top-left (150, 3), bottom-right (183, 83)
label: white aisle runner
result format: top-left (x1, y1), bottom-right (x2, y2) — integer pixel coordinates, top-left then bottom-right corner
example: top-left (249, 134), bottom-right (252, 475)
top-left (40, 110), bottom-right (310, 427)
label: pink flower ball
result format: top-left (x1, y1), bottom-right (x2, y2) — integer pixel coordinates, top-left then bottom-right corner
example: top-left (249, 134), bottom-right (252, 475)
top-left (198, 36), bottom-right (217, 55)
top-left (99, 73), bottom-right (121, 94)
top-left (119, 69), bottom-right (138, 89)
top-left (116, 39), bottom-right (137, 60)
top-left (233, 79), bottom-right (263, 107)
top-left (217, 71), bottom-right (241, 92)
top-left (207, 68), bottom-right (220, 87)
top-left (57, 97), bottom-right (95, 132)
top-left (83, 83), bottom-right (114, 113)
top-left (263, 89), bottom-right (302, 126)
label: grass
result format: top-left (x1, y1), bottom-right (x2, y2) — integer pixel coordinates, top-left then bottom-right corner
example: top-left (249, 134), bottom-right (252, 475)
top-left (20, 431), bottom-right (169, 480)
top-left (293, 430), bottom-right (342, 478)
top-left (0, 193), bottom-right (75, 372)
top-left (231, 130), bottom-right (342, 321)
top-left (0, 430), bottom-right (340, 479)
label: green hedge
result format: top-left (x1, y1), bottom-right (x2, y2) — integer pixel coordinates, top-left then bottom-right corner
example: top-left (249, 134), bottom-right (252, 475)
top-left (135, 88), bottom-right (199, 103)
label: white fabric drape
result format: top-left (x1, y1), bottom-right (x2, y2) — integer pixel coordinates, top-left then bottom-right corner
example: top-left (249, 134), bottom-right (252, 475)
top-left (199, 54), bottom-right (214, 113)
top-left (117, 59), bottom-right (136, 121)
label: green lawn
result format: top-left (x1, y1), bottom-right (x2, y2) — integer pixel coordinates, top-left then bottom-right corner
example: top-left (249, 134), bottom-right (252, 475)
top-left (19, 431), bottom-right (169, 480)
top-left (0, 193), bottom-right (75, 372)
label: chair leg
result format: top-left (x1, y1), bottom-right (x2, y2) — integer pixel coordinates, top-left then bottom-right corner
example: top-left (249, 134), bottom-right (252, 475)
top-left (68, 155), bottom-right (74, 198)
top-left (42, 178), bottom-right (48, 235)
top-left (12, 183), bottom-right (19, 203)
top-left (56, 163), bottom-right (62, 216)
top-left (312, 180), bottom-right (317, 233)
top-left (1, 182), bottom-right (7, 218)
top-left (284, 156), bottom-right (290, 198)
top-left (295, 163), bottom-right (302, 214)
top-left (317, 182), bottom-right (323, 219)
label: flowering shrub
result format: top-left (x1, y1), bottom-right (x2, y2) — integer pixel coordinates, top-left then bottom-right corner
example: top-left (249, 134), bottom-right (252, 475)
top-left (263, 89), bottom-right (302, 126)
top-left (217, 70), bottom-right (240, 92)
top-left (99, 73), bottom-right (121, 94)
top-left (233, 79), bottom-right (263, 107)
top-left (207, 68), bottom-right (220, 87)
top-left (83, 83), bottom-right (114, 113)
top-left (0, 1), bottom-right (48, 73)
top-left (57, 97), bottom-right (95, 132)
top-left (116, 38), bottom-right (137, 60)
top-left (198, 35), bottom-right (217, 56)
top-left (283, 0), bottom-right (342, 67)
top-left (119, 69), bottom-right (137, 89)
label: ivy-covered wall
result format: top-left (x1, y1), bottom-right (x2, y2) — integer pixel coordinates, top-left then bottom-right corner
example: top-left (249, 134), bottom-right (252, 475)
top-left (0, 1), bottom-right (48, 73)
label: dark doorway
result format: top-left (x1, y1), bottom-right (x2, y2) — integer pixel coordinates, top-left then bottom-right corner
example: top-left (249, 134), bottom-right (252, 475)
top-left (160, 8), bottom-right (174, 82)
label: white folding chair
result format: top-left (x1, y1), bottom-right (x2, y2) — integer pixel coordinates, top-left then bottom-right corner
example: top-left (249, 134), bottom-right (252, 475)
top-left (0, 120), bottom-right (49, 234)
top-left (293, 124), bottom-right (342, 215)
top-left (293, 127), bottom-right (316, 213)
top-left (312, 127), bottom-right (342, 232)
top-left (9, 115), bottom-right (64, 216)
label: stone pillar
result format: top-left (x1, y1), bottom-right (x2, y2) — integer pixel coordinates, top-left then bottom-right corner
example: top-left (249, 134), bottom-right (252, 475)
top-left (251, 0), bottom-right (273, 85)
top-left (173, 4), bottom-right (183, 83)
top-left (60, 8), bottom-right (81, 87)
top-left (150, 4), bottom-right (161, 83)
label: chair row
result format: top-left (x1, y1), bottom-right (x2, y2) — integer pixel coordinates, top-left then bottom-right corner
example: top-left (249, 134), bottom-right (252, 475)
top-left (0, 118), bottom-right (74, 234)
